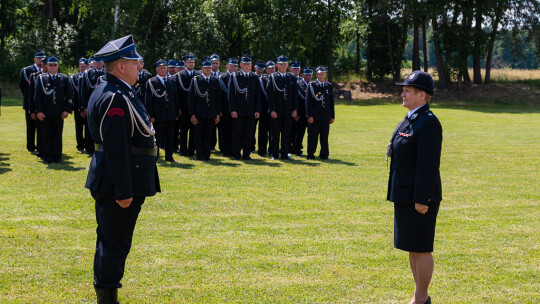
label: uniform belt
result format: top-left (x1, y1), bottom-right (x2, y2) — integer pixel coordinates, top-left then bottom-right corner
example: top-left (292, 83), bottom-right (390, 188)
top-left (94, 143), bottom-right (158, 157)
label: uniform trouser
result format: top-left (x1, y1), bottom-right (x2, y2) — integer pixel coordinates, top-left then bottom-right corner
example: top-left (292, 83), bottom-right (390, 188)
top-left (218, 114), bottom-right (233, 156)
top-left (293, 117), bottom-right (308, 155)
top-left (307, 120), bottom-right (330, 158)
top-left (41, 117), bottom-right (64, 161)
top-left (251, 118), bottom-right (258, 151)
top-left (84, 117), bottom-right (95, 154)
top-left (92, 190), bottom-right (144, 289)
top-left (232, 116), bottom-right (255, 158)
top-left (289, 118), bottom-right (297, 152)
top-left (74, 110), bottom-right (85, 150)
top-left (257, 113), bottom-right (270, 156)
top-left (154, 120), bottom-right (175, 160)
top-left (173, 119), bottom-right (180, 152)
top-left (25, 111), bottom-right (37, 151)
top-left (270, 115), bottom-right (292, 158)
top-left (211, 124), bottom-right (217, 151)
top-left (179, 115), bottom-right (195, 156)
top-left (194, 118), bottom-right (214, 160)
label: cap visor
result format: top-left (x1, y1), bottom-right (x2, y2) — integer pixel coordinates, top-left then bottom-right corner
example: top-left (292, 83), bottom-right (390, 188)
top-left (122, 51), bottom-right (141, 60)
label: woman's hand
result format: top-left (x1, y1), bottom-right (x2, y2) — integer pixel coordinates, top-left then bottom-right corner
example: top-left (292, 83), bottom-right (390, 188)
top-left (415, 203), bottom-right (428, 214)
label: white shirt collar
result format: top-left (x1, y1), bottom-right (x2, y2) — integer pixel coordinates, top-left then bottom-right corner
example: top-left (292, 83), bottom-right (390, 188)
top-left (278, 72), bottom-right (286, 77)
top-left (241, 71), bottom-right (249, 77)
top-left (202, 74), bottom-right (210, 81)
top-left (95, 68), bottom-right (103, 73)
top-left (317, 79), bottom-right (325, 86)
top-left (48, 72), bottom-right (57, 77)
top-left (227, 71), bottom-right (233, 76)
top-left (303, 80), bottom-right (309, 86)
top-left (118, 78), bottom-right (132, 90)
top-left (407, 104), bottom-right (426, 118)
top-left (34, 64), bottom-right (41, 71)
top-left (157, 75), bottom-right (166, 84)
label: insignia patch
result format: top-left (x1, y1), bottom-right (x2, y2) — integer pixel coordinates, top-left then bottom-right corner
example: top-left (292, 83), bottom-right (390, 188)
top-left (411, 113), bottom-right (418, 120)
top-left (409, 73), bottom-right (415, 80)
top-left (399, 132), bottom-right (412, 137)
top-left (129, 91), bottom-right (134, 97)
top-left (107, 107), bottom-right (125, 117)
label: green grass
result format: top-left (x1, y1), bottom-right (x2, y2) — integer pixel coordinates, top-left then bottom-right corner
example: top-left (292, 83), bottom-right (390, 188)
top-left (0, 96), bottom-right (539, 303)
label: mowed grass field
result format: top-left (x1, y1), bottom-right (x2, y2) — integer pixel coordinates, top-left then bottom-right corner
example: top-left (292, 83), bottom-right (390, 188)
top-left (0, 95), bottom-right (538, 303)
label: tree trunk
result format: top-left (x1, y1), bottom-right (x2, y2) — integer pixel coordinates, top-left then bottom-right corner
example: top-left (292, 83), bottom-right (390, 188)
top-left (386, 16), bottom-right (396, 81)
top-left (412, 21), bottom-right (420, 71)
top-left (485, 5), bottom-right (502, 84)
top-left (366, 1), bottom-right (373, 80)
top-left (422, 17), bottom-right (428, 72)
top-left (432, 17), bottom-right (447, 88)
top-left (113, 0), bottom-right (120, 35)
top-left (356, 28), bottom-right (360, 74)
top-left (473, 3), bottom-right (483, 84)
top-left (326, 0), bottom-right (335, 81)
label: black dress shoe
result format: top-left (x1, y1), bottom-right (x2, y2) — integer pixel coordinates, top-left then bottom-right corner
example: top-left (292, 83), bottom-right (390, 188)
top-left (165, 159), bottom-right (177, 163)
top-left (242, 155), bottom-right (252, 160)
top-left (281, 156), bottom-right (291, 160)
top-left (306, 155), bottom-right (315, 160)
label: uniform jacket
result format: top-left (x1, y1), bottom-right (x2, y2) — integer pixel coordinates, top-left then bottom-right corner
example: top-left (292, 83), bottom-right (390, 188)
top-left (34, 73), bottom-right (73, 118)
top-left (135, 69), bottom-right (153, 102)
top-left (70, 72), bottom-right (83, 111)
top-left (297, 78), bottom-right (309, 118)
top-left (175, 69), bottom-right (201, 114)
top-left (228, 71), bottom-right (262, 116)
top-left (145, 76), bottom-right (179, 122)
top-left (26, 70), bottom-right (42, 113)
top-left (19, 64), bottom-right (39, 97)
top-left (306, 80), bottom-right (335, 121)
top-left (259, 75), bottom-right (269, 114)
top-left (218, 72), bottom-right (233, 114)
top-left (387, 103), bottom-right (442, 206)
top-left (266, 72), bottom-right (298, 115)
top-left (80, 68), bottom-right (105, 111)
top-left (188, 75), bottom-right (221, 120)
top-left (85, 73), bottom-right (160, 200)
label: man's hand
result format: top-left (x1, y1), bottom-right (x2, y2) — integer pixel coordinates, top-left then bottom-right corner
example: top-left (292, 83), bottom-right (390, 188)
top-left (81, 109), bottom-right (87, 118)
top-left (293, 115), bottom-right (300, 121)
top-left (150, 117), bottom-right (155, 124)
top-left (37, 112), bottom-right (45, 121)
top-left (30, 113), bottom-right (36, 120)
top-left (270, 111), bottom-right (278, 119)
top-left (231, 111), bottom-right (238, 119)
top-left (307, 117), bottom-right (314, 124)
top-left (214, 115), bottom-right (220, 125)
top-left (179, 109), bottom-right (182, 117)
top-left (191, 115), bottom-right (198, 125)
top-left (254, 112), bottom-right (260, 119)
top-left (291, 110), bottom-right (297, 118)
top-left (415, 203), bottom-right (428, 214)
top-left (329, 118), bottom-right (335, 124)
top-left (61, 111), bottom-right (69, 119)
top-left (117, 198), bottom-right (133, 208)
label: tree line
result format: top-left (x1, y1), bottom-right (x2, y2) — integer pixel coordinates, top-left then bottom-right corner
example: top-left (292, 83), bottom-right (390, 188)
top-left (0, 0), bottom-right (538, 88)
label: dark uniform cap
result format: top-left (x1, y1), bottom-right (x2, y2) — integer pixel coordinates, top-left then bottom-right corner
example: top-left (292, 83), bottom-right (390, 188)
top-left (176, 60), bottom-right (185, 68)
top-left (42, 57), bottom-right (49, 65)
top-left (47, 55), bottom-right (59, 64)
top-left (210, 53), bottom-right (220, 61)
top-left (167, 59), bottom-right (176, 67)
top-left (154, 59), bottom-right (167, 67)
top-left (183, 53), bottom-right (195, 61)
top-left (316, 65), bottom-right (327, 73)
top-left (276, 55), bottom-right (289, 63)
top-left (240, 55), bottom-right (252, 63)
top-left (265, 60), bottom-right (275, 68)
top-left (201, 57), bottom-right (212, 68)
top-left (227, 57), bottom-right (238, 65)
top-left (255, 62), bottom-right (266, 70)
top-left (93, 56), bottom-right (103, 63)
top-left (290, 61), bottom-right (301, 68)
top-left (302, 67), bottom-right (313, 74)
top-left (34, 50), bottom-right (46, 58)
top-left (78, 57), bottom-right (87, 65)
top-left (396, 70), bottom-right (434, 95)
top-left (94, 35), bottom-right (141, 63)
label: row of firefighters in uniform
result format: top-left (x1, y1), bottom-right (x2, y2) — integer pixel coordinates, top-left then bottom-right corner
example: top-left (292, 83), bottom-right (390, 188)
top-left (19, 53), bottom-right (335, 163)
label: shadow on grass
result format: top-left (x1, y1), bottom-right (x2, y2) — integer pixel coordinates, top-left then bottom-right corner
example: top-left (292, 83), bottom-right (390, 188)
top-left (157, 158), bottom-right (195, 169)
top-left (0, 152), bottom-right (12, 174)
top-left (43, 154), bottom-right (85, 171)
top-left (320, 158), bottom-right (358, 166)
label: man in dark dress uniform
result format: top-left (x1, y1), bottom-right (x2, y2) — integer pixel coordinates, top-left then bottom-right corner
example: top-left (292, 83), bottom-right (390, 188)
top-left (306, 66), bottom-right (335, 160)
top-left (166, 59), bottom-right (176, 77)
top-left (217, 57), bottom-right (238, 156)
top-left (70, 57), bottom-right (88, 152)
top-left (293, 67), bottom-right (312, 156)
top-left (257, 61), bottom-right (274, 157)
top-left (188, 58), bottom-right (221, 160)
top-left (288, 60), bottom-right (302, 153)
top-left (209, 54), bottom-right (221, 150)
top-left (27, 57), bottom-right (49, 157)
top-left (228, 55), bottom-right (261, 160)
top-left (80, 56), bottom-right (105, 156)
top-left (145, 59), bottom-right (179, 162)
top-left (175, 53), bottom-right (199, 156)
top-left (134, 57), bottom-right (152, 104)
top-left (20, 49), bottom-right (46, 152)
top-left (34, 56), bottom-right (73, 163)
top-left (175, 60), bottom-right (185, 74)
top-left (266, 55), bottom-right (298, 160)
top-left (85, 35), bottom-right (160, 304)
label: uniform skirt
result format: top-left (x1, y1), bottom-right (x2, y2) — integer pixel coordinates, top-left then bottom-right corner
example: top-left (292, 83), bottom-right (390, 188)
top-left (394, 201), bottom-right (440, 253)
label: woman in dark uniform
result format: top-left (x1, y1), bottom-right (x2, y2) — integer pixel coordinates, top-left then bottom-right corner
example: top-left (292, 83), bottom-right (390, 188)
top-left (387, 71), bottom-right (442, 304)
